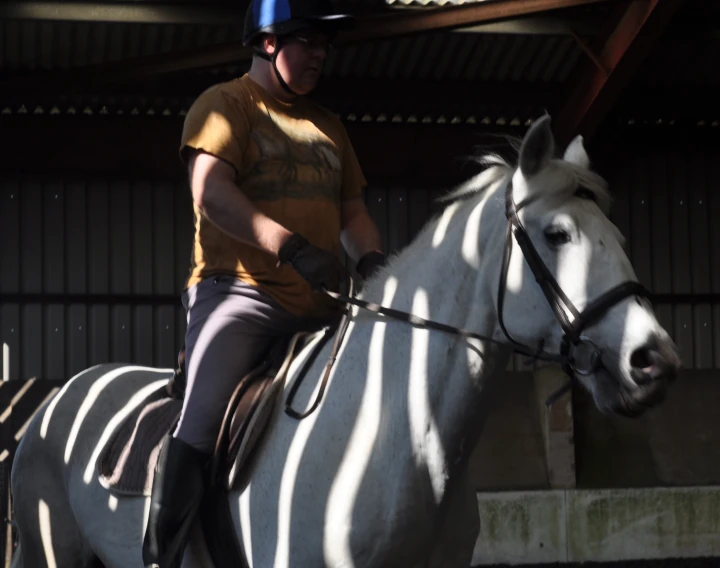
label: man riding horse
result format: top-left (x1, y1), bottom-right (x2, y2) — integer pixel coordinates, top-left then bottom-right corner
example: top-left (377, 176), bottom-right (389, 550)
top-left (142, 0), bottom-right (386, 565)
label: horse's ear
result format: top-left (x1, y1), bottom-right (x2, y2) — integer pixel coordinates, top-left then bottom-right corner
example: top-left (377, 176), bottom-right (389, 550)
top-left (519, 114), bottom-right (555, 177)
top-left (563, 134), bottom-right (590, 169)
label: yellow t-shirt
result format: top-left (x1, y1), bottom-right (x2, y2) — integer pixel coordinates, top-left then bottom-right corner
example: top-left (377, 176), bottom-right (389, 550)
top-left (180, 74), bottom-right (366, 318)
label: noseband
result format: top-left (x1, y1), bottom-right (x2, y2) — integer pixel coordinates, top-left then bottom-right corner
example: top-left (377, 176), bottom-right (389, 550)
top-left (498, 179), bottom-right (649, 401)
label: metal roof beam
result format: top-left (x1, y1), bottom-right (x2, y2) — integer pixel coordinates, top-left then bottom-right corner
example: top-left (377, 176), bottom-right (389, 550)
top-left (553, 0), bottom-right (685, 147)
top-left (0, 2), bottom-right (244, 25)
top-left (0, 0), bottom-right (614, 93)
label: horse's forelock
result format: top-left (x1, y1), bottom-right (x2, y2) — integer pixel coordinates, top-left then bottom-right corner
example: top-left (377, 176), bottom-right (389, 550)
top-left (541, 160), bottom-right (612, 214)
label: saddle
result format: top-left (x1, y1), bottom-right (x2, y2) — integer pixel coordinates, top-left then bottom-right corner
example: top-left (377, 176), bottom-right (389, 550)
top-left (96, 326), bottom-right (337, 567)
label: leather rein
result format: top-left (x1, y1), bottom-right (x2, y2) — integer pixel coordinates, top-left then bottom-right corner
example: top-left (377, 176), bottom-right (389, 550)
top-left (285, 178), bottom-right (649, 418)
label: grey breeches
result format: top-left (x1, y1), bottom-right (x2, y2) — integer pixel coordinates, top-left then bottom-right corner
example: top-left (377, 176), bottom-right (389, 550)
top-left (174, 275), bottom-right (331, 453)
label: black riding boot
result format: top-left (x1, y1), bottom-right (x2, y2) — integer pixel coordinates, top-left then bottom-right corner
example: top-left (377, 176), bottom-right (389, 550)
top-left (142, 435), bottom-right (210, 568)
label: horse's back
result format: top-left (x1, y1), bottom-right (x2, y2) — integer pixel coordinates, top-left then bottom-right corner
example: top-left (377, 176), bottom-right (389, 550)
top-left (13, 362), bottom-right (174, 489)
top-left (16, 362), bottom-right (173, 455)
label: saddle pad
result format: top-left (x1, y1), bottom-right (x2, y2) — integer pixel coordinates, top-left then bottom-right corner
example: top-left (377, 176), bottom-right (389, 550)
top-left (98, 389), bottom-right (182, 496)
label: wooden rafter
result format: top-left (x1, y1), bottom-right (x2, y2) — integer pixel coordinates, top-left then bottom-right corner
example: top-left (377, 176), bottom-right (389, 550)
top-left (554, 0), bottom-right (685, 146)
top-left (0, 0), bottom-right (613, 93)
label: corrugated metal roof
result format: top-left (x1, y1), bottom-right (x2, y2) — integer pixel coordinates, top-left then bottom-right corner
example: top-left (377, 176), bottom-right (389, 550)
top-left (0, 16), bottom-right (584, 84)
top-left (0, 19), bottom-right (245, 71)
top-left (149, 31), bottom-right (584, 88)
top-left (323, 32), bottom-right (582, 82)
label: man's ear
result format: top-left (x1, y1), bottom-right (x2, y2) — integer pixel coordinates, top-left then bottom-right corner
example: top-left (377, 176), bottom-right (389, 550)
top-left (262, 34), bottom-right (277, 55)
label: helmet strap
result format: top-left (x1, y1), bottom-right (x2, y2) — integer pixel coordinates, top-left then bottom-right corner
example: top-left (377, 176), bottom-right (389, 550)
top-left (253, 37), bottom-right (299, 98)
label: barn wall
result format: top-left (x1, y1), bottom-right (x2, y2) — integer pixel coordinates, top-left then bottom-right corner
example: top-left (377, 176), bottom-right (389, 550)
top-left (0, 177), bottom-right (194, 380)
top-left (602, 147), bottom-right (720, 370)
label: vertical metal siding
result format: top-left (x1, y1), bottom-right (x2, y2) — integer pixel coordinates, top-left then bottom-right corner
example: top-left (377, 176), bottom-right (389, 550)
top-left (607, 148), bottom-right (719, 370)
top-left (649, 154), bottom-right (671, 295)
top-left (0, 177), bottom-right (195, 380)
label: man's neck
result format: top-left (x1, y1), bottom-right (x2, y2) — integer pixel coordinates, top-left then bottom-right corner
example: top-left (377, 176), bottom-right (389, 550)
top-left (248, 59), bottom-right (298, 104)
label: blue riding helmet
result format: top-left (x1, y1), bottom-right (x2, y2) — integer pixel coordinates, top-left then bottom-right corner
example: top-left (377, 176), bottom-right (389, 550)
top-left (243, 0), bottom-right (356, 46)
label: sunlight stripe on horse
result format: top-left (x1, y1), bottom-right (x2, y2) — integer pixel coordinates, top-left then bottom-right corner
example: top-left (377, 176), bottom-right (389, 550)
top-left (408, 287), bottom-right (447, 504)
top-left (84, 378), bottom-right (168, 484)
top-left (273, 332), bottom-right (336, 568)
top-left (322, 276), bottom-right (398, 567)
top-left (39, 499), bottom-right (58, 568)
top-left (64, 365), bottom-right (169, 464)
top-left (41, 365), bottom-right (102, 439)
top-left (239, 483), bottom-right (253, 564)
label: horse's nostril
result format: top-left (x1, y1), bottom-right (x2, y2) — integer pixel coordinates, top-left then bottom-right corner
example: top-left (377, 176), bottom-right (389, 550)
top-left (629, 344), bottom-right (672, 384)
top-left (630, 347), bottom-right (652, 370)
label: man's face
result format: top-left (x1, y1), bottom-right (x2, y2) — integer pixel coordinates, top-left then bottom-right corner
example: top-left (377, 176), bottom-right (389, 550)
top-left (266, 30), bottom-right (332, 95)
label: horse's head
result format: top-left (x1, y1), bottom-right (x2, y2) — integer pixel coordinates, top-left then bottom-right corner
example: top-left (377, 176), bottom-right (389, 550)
top-left (499, 114), bottom-right (681, 417)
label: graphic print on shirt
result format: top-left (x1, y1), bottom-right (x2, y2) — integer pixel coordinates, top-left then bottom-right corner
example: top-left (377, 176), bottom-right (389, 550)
top-left (242, 115), bottom-right (343, 204)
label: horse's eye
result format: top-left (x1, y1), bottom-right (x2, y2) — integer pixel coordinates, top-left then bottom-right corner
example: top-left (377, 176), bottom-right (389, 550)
top-left (544, 228), bottom-right (571, 246)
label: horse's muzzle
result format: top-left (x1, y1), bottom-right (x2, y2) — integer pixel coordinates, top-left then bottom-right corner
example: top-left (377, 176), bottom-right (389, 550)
top-left (629, 338), bottom-right (682, 386)
top-left (612, 337), bottom-right (682, 417)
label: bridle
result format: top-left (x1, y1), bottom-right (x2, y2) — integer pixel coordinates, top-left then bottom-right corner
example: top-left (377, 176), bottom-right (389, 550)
top-left (286, 175), bottom-right (650, 419)
top-left (497, 178), bottom-right (649, 400)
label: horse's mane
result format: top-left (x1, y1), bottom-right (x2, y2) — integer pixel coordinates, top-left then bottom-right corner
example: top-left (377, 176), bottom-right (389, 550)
top-left (439, 154), bottom-right (511, 204)
top-left (439, 152), bottom-right (612, 214)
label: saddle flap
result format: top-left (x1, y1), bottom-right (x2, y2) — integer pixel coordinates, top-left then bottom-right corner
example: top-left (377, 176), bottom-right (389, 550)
top-left (217, 330), bottom-right (323, 491)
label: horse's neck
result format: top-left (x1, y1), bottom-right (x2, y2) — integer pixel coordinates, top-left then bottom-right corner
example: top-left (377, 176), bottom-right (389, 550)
top-left (355, 188), bottom-right (510, 498)
top-left (359, 187), bottom-right (506, 335)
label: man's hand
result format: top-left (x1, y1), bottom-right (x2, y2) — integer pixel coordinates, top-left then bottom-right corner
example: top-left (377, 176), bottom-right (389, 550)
top-left (278, 234), bottom-right (348, 292)
top-left (356, 251), bottom-right (386, 280)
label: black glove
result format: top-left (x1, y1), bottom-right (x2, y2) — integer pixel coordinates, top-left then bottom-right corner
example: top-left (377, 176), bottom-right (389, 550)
top-left (278, 233), bottom-right (348, 292)
top-left (356, 251), bottom-right (386, 280)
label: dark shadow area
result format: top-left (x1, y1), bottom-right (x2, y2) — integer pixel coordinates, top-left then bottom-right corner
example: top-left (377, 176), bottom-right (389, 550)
top-left (575, 369), bottom-right (720, 488)
top-left (469, 371), bottom-right (547, 491)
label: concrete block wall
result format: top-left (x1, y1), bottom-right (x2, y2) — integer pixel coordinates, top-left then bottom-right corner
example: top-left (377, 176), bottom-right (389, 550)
top-left (472, 487), bottom-right (720, 565)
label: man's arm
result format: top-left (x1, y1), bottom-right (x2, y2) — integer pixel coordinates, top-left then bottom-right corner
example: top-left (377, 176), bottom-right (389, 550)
top-left (189, 151), bottom-right (293, 256)
top-left (340, 197), bottom-right (386, 280)
top-left (340, 197), bottom-right (383, 261)
top-left (189, 150), bottom-right (348, 291)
